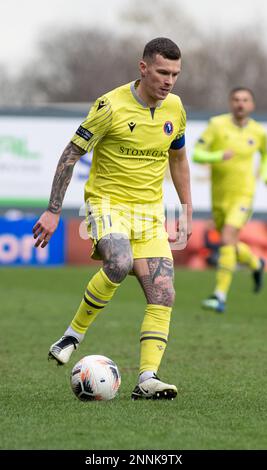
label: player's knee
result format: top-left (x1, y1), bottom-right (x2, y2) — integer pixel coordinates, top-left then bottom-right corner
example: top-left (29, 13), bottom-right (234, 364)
top-left (118, 256), bottom-right (134, 278)
top-left (104, 255), bottom-right (133, 283)
top-left (221, 226), bottom-right (239, 245)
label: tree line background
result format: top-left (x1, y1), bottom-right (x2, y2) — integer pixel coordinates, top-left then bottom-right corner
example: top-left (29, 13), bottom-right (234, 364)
top-left (2, 0), bottom-right (267, 111)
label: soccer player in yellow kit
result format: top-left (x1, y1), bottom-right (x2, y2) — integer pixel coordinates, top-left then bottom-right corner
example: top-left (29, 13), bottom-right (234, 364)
top-left (193, 87), bottom-right (267, 313)
top-left (33, 38), bottom-right (192, 399)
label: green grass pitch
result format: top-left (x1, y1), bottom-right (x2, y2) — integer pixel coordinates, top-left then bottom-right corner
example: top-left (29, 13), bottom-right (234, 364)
top-left (0, 266), bottom-right (267, 450)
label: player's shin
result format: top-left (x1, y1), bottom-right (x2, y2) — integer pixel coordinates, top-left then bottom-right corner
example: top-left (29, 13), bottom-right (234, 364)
top-left (215, 245), bottom-right (236, 300)
top-left (236, 242), bottom-right (260, 270)
top-left (67, 268), bottom-right (120, 338)
top-left (139, 304), bottom-right (171, 375)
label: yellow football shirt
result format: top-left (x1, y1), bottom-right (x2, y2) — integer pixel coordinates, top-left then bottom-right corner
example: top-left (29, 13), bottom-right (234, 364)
top-left (194, 114), bottom-right (267, 202)
top-left (72, 80), bottom-right (186, 204)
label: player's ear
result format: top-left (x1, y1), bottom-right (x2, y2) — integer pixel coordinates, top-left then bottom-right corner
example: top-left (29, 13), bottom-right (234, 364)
top-left (139, 60), bottom-right (147, 78)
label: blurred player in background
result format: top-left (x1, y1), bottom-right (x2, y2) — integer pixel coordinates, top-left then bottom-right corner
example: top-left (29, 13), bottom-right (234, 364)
top-left (193, 87), bottom-right (267, 313)
top-left (33, 37), bottom-right (192, 399)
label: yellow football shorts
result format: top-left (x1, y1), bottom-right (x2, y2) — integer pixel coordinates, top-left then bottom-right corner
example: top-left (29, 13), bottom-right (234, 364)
top-left (86, 198), bottom-right (172, 260)
top-left (213, 195), bottom-right (253, 232)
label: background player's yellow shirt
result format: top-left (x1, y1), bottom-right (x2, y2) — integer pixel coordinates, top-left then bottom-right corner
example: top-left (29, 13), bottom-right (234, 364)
top-left (196, 114), bottom-right (267, 202)
top-left (72, 81), bottom-right (186, 204)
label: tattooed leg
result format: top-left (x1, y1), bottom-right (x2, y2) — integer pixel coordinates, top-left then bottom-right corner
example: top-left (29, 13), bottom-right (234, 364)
top-left (133, 258), bottom-right (175, 307)
top-left (133, 258), bottom-right (175, 377)
top-left (97, 234), bottom-right (134, 283)
top-left (64, 234), bottom-right (133, 343)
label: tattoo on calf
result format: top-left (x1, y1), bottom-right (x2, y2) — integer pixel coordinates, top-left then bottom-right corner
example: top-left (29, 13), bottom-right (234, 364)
top-left (139, 258), bottom-right (175, 306)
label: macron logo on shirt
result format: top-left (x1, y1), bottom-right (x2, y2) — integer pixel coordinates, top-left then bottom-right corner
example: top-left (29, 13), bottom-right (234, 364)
top-left (76, 125), bottom-right (93, 141)
top-left (97, 100), bottom-right (106, 111)
top-left (128, 122), bottom-right (136, 132)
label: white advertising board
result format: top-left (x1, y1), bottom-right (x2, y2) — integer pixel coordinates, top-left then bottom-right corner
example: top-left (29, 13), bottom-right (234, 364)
top-left (0, 116), bottom-right (266, 211)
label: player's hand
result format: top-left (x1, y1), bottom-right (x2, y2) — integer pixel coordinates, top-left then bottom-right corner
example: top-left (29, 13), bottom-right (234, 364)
top-left (33, 210), bottom-right (60, 248)
top-left (222, 150), bottom-right (234, 160)
top-left (186, 213), bottom-right (193, 241)
top-left (176, 211), bottom-right (192, 249)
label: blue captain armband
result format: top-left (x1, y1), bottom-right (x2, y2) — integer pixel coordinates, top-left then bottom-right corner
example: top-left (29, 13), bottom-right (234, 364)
top-left (170, 134), bottom-right (185, 150)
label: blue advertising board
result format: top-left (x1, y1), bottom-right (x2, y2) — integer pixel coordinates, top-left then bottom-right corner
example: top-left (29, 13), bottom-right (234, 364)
top-left (0, 217), bottom-right (65, 265)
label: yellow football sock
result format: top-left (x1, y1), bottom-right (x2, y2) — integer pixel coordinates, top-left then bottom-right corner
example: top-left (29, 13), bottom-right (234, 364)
top-left (236, 242), bottom-right (260, 271)
top-left (215, 245), bottom-right (236, 299)
top-left (139, 304), bottom-right (171, 374)
top-left (71, 268), bottom-right (119, 334)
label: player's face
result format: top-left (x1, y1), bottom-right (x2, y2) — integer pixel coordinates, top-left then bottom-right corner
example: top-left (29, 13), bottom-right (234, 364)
top-left (139, 54), bottom-right (181, 101)
top-left (230, 91), bottom-right (255, 119)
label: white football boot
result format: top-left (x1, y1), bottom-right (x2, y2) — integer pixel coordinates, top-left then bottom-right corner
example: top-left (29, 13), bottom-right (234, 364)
top-left (131, 375), bottom-right (177, 400)
top-left (48, 336), bottom-right (79, 365)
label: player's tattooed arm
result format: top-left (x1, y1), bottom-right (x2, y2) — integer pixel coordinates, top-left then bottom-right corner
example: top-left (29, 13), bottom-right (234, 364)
top-left (48, 142), bottom-right (86, 214)
top-left (134, 258), bottom-right (175, 306)
top-left (33, 142), bottom-right (86, 248)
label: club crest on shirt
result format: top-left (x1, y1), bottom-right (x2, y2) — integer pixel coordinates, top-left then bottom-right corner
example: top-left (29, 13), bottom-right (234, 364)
top-left (163, 121), bottom-right (173, 136)
top-left (248, 138), bottom-right (255, 145)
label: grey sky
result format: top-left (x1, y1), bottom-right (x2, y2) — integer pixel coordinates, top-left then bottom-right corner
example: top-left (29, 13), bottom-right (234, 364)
top-left (1, 0), bottom-right (265, 74)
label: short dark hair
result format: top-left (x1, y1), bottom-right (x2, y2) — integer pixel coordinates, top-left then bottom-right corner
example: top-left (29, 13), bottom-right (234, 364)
top-left (230, 87), bottom-right (255, 101)
top-left (143, 37), bottom-right (181, 61)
